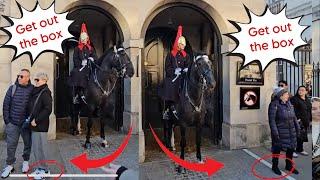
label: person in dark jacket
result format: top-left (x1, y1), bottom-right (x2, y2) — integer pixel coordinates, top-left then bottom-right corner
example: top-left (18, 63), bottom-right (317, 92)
top-left (268, 87), bottom-right (300, 175)
top-left (28, 72), bottom-right (52, 179)
top-left (1, 69), bottom-right (33, 178)
top-left (161, 25), bottom-right (191, 119)
top-left (70, 23), bottom-right (97, 103)
top-left (291, 85), bottom-right (312, 156)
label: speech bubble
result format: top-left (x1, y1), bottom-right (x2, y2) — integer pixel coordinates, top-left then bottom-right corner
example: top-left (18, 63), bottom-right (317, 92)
top-left (225, 5), bottom-right (308, 71)
top-left (0, 2), bottom-right (74, 65)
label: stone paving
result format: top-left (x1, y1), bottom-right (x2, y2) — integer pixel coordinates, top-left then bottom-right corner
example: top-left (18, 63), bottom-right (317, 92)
top-left (0, 128), bottom-right (139, 180)
top-left (140, 134), bottom-right (312, 180)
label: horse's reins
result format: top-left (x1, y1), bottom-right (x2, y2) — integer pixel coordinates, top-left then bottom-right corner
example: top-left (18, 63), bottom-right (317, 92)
top-left (184, 55), bottom-right (210, 112)
top-left (94, 46), bottom-right (127, 97)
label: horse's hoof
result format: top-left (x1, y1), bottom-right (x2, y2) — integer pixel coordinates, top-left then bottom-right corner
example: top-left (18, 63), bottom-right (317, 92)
top-left (176, 166), bottom-right (186, 174)
top-left (101, 139), bottom-right (109, 148)
top-left (172, 146), bottom-right (176, 151)
top-left (198, 160), bottom-right (204, 164)
top-left (71, 130), bottom-right (79, 136)
top-left (101, 142), bottom-right (109, 148)
top-left (84, 142), bottom-right (92, 149)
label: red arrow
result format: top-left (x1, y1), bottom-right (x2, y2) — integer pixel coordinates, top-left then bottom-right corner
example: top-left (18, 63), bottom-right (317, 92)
top-left (70, 125), bottom-right (132, 173)
top-left (149, 124), bottom-right (224, 176)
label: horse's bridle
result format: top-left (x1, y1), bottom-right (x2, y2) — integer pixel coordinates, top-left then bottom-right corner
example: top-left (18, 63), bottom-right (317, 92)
top-left (184, 55), bottom-right (212, 112)
top-left (94, 46), bottom-right (129, 97)
top-left (112, 46), bottom-right (130, 78)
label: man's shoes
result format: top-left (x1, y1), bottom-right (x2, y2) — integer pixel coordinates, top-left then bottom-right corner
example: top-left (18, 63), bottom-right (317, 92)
top-left (272, 166), bottom-right (281, 175)
top-left (22, 161), bottom-right (29, 173)
top-left (1, 165), bottom-right (14, 178)
top-left (293, 152), bottom-right (298, 158)
top-left (32, 168), bottom-right (50, 180)
top-left (297, 151), bottom-right (309, 156)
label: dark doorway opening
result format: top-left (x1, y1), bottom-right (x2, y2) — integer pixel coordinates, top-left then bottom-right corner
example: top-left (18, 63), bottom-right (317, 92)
top-left (142, 5), bottom-right (223, 151)
top-left (55, 6), bottom-right (124, 133)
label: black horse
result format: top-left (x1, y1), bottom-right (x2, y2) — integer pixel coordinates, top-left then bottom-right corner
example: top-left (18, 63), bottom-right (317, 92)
top-left (70, 45), bottom-right (134, 149)
top-left (163, 54), bottom-right (216, 173)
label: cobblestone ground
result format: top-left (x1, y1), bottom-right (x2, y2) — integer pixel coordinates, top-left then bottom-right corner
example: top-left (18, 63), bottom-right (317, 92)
top-left (0, 128), bottom-right (138, 180)
top-left (140, 134), bottom-right (312, 180)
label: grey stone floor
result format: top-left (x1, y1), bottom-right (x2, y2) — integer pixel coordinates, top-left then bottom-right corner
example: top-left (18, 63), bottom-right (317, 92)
top-left (0, 128), bottom-right (139, 180)
top-left (140, 135), bottom-right (312, 180)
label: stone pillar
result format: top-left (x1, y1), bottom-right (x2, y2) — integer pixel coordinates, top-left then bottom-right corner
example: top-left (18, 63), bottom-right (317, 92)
top-left (0, 0), bottom-right (13, 138)
top-left (123, 38), bottom-right (145, 162)
top-left (221, 43), bottom-right (276, 149)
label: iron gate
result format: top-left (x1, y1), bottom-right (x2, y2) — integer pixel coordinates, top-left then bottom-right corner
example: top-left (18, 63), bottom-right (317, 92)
top-left (277, 44), bottom-right (319, 97)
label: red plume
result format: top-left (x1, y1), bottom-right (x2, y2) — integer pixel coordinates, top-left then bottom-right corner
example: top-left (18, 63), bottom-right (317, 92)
top-left (78, 23), bottom-right (92, 51)
top-left (171, 25), bottom-right (186, 57)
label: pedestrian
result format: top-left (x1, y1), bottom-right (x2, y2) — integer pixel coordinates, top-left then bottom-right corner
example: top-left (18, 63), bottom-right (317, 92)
top-left (271, 80), bottom-right (291, 101)
top-left (268, 87), bottom-right (300, 175)
top-left (1, 69), bottom-right (33, 178)
top-left (291, 85), bottom-right (312, 156)
top-left (28, 72), bottom-right (52, 179)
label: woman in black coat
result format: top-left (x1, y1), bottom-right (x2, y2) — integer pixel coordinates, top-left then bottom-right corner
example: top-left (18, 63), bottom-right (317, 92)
top-left (268, 87), bottom-right (300, 175)
top-left (28, 72), bottom-right (52, 178)
top-left (291, 85), bottom-right (312, 156)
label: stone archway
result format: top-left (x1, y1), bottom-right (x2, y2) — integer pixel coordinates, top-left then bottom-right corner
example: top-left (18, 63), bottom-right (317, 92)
top-left (140, 1), bottom-right (225, 161)
top-left (54, 1), bottom-right (131, 134)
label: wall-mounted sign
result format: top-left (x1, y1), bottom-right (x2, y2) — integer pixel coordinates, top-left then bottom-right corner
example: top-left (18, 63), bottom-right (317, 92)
top-left (237, 62), bottom-right (264, 85)
top-left (240, 87), bottom-right (260, 110)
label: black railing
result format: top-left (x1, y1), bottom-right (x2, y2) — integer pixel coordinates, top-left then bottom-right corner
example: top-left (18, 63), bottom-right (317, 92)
top-left (276, 44), bottom-right (319, 97)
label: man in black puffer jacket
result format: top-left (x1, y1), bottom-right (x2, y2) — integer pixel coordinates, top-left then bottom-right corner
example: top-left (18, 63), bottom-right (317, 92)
top-left (1, 69), bottom-right (33, 178)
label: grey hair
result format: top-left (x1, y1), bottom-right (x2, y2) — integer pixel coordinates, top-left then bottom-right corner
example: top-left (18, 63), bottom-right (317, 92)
top-left (35, 72), bottom-right (49, 81)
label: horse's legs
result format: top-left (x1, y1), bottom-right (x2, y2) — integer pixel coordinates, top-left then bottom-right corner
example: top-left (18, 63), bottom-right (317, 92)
top-left (196, 123), bottom-right (203, 163)
top-left (177, 123), bottom-right (187, 173)
top-left (163, 119), bottom-right (171, 149)
top-left (85, 106), bottom-right (94, 149)
top-left (71, 104), bottom-right (80, 135)
top-left (170, 124), bottom-right (176, 151)
top-left (180, 124), bottom-right (186, 160)
top-left (100, 115), bottom-right (109, 148)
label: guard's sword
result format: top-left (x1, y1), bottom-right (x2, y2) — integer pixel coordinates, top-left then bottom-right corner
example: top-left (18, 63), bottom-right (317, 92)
top-left (172, 74), bottom-right (180, 82)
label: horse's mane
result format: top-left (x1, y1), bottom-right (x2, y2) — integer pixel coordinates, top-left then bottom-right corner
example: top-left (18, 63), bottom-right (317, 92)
top-left (97, 47), bottom-right (115, 63)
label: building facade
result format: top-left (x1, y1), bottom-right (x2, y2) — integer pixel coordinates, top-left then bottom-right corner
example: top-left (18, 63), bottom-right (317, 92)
top-left (0, 0), bottom-right (279, 163)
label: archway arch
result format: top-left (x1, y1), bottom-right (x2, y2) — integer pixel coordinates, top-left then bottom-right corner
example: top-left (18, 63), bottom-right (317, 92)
top-left (61, 0), bottom-right (131, 42)
top-left (142, 2), bottom-right (225, 152)
top-left (55, 1), bottom-right (130, 133)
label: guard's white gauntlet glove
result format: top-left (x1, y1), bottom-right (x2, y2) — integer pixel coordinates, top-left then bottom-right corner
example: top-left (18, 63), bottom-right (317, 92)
top-left (183, 68), bottom-right (188, 73)
top-left (88, 57), bottom-right (94, 62)
top-left (174, 68), bottom-right (182, 75)
top-left (81, 59), bottom-right (88, 66)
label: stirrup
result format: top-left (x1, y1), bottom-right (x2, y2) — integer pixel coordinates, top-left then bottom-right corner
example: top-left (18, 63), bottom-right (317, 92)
top-left (163, 109), bottom-right (170, 120)
top-left (73, 95), bottom-right (79, 104)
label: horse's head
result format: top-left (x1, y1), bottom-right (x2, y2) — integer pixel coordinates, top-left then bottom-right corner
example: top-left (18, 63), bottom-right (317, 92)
top-left (103, 45), bottom-right (134, 78)
top-left (192, 54), bottom-right (216, 91)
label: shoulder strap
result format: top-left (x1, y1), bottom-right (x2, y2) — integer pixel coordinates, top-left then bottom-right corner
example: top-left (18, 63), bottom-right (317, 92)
top-left (11, 84), bottom-right (17, 97)
top-left (29, 88), bottom-right (46, 118)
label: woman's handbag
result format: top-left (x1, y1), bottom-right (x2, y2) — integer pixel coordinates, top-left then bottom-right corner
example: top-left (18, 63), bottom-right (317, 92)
top-left (22, 88), bottom-right (46, 129)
